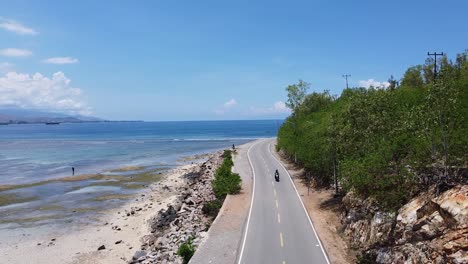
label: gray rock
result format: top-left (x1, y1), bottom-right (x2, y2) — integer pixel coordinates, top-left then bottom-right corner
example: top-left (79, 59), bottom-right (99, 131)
top-left (132, 250), bottom-right (147, 260)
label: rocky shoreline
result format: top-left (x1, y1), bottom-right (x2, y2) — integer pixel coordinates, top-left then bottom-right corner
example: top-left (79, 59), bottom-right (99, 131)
top-left (0, 150), bottom-right (227, 264)
top-left (126, 151), bottom-right (224, 264)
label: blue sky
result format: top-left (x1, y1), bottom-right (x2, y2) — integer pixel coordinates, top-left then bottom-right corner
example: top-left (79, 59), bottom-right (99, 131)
top-left (0, 0), bottom-right (467, 121)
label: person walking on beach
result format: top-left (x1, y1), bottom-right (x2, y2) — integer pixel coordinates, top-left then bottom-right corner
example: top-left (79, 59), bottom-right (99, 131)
top-left (72, 167), bottom-right (75, 176)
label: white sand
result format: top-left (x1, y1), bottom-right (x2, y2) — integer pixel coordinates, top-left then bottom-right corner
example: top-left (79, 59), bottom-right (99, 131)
top-left (0, 164), bottom-right (198, 264)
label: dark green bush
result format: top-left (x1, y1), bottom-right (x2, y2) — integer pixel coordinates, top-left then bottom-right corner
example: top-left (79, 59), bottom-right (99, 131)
top-left (202, 199), bottom-right (223, 218)
top-left (357, 252), bottom-right (378, 264)
top-left (212, 172), bottom-right (241, 199)
top-left (177, 237), bottom-right (195, 264)
top-left (222, 149), bottom-right (232, 159)
top-left (212, 150), bottom-right (242, 199)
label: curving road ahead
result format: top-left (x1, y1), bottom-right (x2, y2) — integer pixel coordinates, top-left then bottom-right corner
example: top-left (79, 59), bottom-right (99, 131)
top-left (238, 139), bottom-right (330, 264)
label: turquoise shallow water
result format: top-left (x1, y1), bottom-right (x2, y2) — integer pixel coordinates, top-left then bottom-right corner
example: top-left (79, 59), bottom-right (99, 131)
top-left (0, 120), bottom-right (281, 228)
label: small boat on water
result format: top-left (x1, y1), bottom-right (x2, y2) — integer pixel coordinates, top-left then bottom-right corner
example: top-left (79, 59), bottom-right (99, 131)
top-left (45, 122), bottom-right (60, 125)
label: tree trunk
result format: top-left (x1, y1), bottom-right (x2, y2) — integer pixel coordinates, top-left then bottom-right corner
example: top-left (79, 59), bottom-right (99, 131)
top-left (333, 157), bottom-right (338, 195)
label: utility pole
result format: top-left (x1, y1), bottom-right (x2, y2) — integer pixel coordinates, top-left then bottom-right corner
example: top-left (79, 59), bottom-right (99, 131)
top-left (427, 52), bottom-right (444, 82)
top-left (342, 74), bottom-right (351, 89)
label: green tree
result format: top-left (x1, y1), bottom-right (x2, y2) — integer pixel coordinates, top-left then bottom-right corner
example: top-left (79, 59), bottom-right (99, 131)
top-left (285, 79), bottom-right (310, 115)
top-left (401, 65), bottom-right (424, 88)
top-left (277, 49), bottom-right (468, 211)
top-left (388, 75), bottom-right (398, 90)
top-left (299, 90), bottom-right (333, 115)
top-left (423, 58), bottom-right (435, 84)
top-left (419, 75), bottom-right (464, 192)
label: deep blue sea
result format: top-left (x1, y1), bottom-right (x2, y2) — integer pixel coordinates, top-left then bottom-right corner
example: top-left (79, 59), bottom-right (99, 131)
top-left (0, 120), bottom-right (280, 228)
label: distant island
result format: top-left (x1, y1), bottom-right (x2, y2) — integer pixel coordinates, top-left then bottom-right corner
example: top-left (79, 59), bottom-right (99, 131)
top-left (0, 108), bottom-right (142, 125)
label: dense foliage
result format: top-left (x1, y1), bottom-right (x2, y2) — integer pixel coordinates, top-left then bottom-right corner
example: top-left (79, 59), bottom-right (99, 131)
top-left (277, 51), bottom-right (468, 210)
top-left (212, 150), bottom-right (242, 199)
top-left (203, 150), bottom-right (241, 218)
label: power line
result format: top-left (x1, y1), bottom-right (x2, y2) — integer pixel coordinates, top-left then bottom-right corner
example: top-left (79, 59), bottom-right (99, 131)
top-left (342, 74), bottom-right (351, 89)
top-left (427, 52), bottom-right (444, 82)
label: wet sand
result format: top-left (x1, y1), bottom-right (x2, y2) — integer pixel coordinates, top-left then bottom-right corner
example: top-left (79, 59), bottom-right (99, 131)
top-left (0, 162), bottom-right (200, 264)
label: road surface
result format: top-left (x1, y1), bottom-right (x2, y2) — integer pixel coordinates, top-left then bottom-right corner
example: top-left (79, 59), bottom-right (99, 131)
top-left (238, 139), bottom-right (330, 264)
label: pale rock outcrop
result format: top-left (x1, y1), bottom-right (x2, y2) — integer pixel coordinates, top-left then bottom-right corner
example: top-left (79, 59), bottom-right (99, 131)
top-left (341, 185), bottom-right (467, 263)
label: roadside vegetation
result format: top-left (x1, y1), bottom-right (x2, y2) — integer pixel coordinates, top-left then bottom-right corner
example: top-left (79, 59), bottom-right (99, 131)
top-left (277, 50), bottom-right (467, 211)
top-left (178, 150), bottom-right (241, 263)
top-left (202, 149), bottom-right (241, 217)
top-left (177, 236), bottom-right (195, 264)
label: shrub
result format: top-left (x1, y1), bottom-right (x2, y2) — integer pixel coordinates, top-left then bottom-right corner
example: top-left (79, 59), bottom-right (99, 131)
top-left (222, 149), bottom-right (232, 159)
top-left (357, 252), bottom-right (378, 264)
top-left (212, 150), bottom-right (242, 199)
top-left (202, 199), bottom-right (223, 218)
top-left (177, 237), bottom-right (195, 264)
top-left (212, 172), bottom-right (241, 199)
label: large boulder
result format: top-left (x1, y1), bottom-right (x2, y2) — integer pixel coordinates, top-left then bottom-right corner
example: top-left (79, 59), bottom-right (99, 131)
top-left (368, 211), bottom-right (394, 246)
top-left (149, 205), bottom-right (177, 233)
top-left (394, 185), bottom-right (468, 244)
top-left (432, 185), bottom-right (467, 228)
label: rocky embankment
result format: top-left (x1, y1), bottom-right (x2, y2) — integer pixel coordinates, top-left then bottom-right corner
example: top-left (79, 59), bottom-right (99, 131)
top-left (128, 152), bottom-right (223, 264)
top-left (342, 184), bottom-right (467, 263)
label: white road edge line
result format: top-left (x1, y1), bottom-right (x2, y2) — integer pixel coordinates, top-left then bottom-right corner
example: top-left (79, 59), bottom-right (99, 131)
top-left (237, 139), bottom-right (261, 264)
top-left (268, 141), bottom-right (331, 264)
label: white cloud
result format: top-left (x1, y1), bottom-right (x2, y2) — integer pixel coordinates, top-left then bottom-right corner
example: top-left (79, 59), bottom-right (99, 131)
top-left (359, 79), bottom-right (390, 89)
top-left (0, 48), bottom-right (33, 57)
top-left (215, 98), bottom-right (238, 115)
top-left (43, 57), bottom-right (79, 65)
top-left (0, 18), bottom-right (38, 35)
top-left (249, 101), bottom-right (291, 115)
top-left (0, 62), bottom-right (14, 73)
top-left (0, 71), bottom-right (92, 115)
top-left (272, 101), bottom-right (289, 112)
top-left (223, 98), bottom-right (237, 108)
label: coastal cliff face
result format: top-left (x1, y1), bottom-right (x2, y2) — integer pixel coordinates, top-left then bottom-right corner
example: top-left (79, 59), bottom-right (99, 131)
top-left (341, 185), bottom-right (467, 264)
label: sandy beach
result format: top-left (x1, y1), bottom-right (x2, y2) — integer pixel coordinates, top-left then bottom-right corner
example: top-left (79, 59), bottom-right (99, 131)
top-left (0, 156), bottom-right (215, 264)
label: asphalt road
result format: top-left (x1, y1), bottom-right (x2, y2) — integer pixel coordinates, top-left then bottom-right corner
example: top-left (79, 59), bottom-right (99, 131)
top-left (238, 139), bottom-right (330, 264)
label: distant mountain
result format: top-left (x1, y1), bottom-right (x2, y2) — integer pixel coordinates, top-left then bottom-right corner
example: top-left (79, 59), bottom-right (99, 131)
top-left (0, 108), bottom-right (105, 124)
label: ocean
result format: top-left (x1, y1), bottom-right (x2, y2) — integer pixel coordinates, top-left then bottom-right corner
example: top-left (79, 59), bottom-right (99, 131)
top-left (0, 120), bottom-right (281, 228)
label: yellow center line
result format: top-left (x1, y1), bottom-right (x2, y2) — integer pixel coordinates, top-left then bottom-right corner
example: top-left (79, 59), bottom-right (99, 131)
top-left (276, 200), bottom-right (279, 209)
top-left (280, 232), bottom-right (284, 247)
top-left (273, 188), bottom-right (277, 197)
top-left (277, 213), bottom-right (281, 223)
